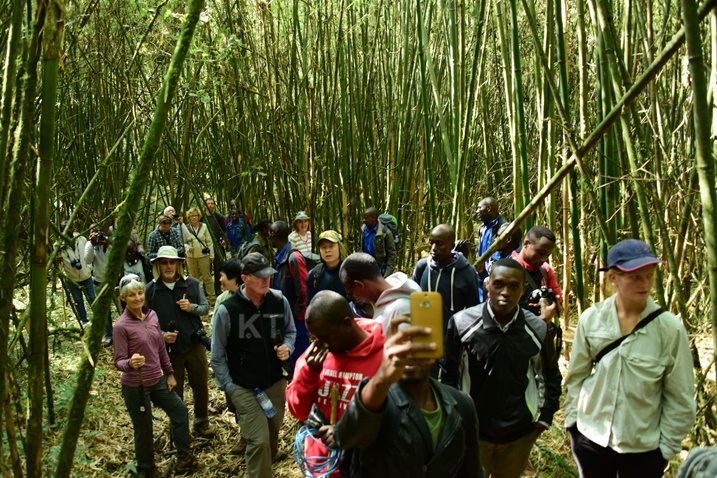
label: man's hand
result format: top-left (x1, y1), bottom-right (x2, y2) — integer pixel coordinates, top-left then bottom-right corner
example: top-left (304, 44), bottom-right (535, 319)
top-left (539, 299), bottom-right (558, 322)
top-left (89, 232), bottom-right (98, 246)
top-left (305, 340), bottom-right (329, 372)
top-left (274, 344), bottom-right (290, 361)
top-left (360, 316), bottom-right (435, 413)
top-left (164, 331), bottom-right (178, 344)
top-left (317, 425), bottom-right (337, 448)
top-left (177, 298), bottom-right (192, 312)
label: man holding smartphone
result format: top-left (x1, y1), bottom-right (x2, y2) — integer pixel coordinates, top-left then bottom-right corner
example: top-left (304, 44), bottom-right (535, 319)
top-left (334, 316), bottom-right (483, 477)
top-left (442, 257), bottom-right (561, 478)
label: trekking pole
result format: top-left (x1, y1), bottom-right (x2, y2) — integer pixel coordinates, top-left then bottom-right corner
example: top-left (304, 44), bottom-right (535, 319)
top-left (137, 365), bottom-right (155, 476)
top-left (59, 276), bottom-right (85, 333)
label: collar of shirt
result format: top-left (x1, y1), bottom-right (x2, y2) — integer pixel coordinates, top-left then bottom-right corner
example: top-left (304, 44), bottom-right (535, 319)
top-left (511, 250), bottom-right (540, 272)
top-left (486, 302), bottom-right (520, 332)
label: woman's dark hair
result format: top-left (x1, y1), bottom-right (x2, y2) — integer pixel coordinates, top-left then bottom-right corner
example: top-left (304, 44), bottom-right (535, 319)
top-left (222, 258), bottom-right (242, 281)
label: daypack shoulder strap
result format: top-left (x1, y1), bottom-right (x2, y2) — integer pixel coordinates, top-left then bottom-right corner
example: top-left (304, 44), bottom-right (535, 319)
top-left (594, 308), bottom-right (665, 364)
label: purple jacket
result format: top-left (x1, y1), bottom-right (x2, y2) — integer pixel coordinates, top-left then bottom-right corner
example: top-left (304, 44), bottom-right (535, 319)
top-left (114, 306), bottom-right (173, 387)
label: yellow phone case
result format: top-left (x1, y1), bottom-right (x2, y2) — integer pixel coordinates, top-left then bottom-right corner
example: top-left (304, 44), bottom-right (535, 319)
top-left (410, 291), bottom-right (444, 359)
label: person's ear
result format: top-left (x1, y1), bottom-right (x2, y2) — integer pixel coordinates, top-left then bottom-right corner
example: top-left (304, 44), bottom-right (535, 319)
top-left (523, 239), bottom-right (530, 248)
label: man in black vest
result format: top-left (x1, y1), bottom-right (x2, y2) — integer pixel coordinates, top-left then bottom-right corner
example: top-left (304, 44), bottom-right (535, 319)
top-left (211, 252), bottom-right (296, 478)
top-left (144, 246), bottom-right (215, 439)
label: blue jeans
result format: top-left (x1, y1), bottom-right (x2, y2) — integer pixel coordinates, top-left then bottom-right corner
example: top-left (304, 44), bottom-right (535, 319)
top-left (122, 376), bottom-right (191, 472)
top-left (65, 277), bottom-right (96, 323)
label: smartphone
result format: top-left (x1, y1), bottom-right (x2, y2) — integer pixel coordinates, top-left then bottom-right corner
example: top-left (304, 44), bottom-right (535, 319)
top-left (409, 291), bottom-right (444, 359)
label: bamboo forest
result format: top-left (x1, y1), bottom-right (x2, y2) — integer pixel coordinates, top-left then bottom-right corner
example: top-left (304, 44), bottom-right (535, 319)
top-left (1, 0), bottom-right (717, 475)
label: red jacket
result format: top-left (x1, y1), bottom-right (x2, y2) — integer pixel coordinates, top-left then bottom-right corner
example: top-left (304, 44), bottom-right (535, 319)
top-left (287, 319), bottom-right (385, 423)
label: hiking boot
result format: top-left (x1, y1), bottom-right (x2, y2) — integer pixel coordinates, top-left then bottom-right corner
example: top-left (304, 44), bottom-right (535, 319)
top-left (144, 466), bottom-right (163, 478)
top-left (229, 435), bottom-right (247, 455)
top-left (193, 420), bottom-right (216, 439)
top-left (174, 453), bottom-right (200, 475)
top-left (103, 337), bottom-right (113, 347)
top-left (273, 450), bottom-right (287, 462)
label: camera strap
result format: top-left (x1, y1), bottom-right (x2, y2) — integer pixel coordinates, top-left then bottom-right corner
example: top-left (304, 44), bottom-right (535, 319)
top-left (593, 308), bottom-right (665, 365)
top-left (189, 225), bottom-right (209, 250)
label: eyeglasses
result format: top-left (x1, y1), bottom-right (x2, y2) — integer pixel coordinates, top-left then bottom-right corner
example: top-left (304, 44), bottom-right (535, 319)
top-left (120, 275), bottom-right (142, 288)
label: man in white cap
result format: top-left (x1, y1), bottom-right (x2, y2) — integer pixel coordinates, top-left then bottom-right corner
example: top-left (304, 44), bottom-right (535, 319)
top-left (211, 252), bottom-right (296, 478)
top-left (145, 245), bottom-right (215, 438)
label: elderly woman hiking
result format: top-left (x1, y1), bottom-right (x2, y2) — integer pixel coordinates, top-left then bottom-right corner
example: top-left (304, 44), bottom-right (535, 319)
top-left (114, 274), bottom-right (200, 477)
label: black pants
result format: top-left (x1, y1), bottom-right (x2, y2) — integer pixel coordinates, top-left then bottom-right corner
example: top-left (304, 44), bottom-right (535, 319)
top-left (569, 426), bottom-right (666, 478)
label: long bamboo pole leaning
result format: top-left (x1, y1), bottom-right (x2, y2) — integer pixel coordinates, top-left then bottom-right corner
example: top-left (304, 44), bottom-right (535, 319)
top-left (53, 0), bottom-right (206, 475)
top-left (681, 0), bottom-right (717, 380)
top-left (475, 0), bottom-right (717, 267)
top-left (27, 2), bottom-right (65, 476)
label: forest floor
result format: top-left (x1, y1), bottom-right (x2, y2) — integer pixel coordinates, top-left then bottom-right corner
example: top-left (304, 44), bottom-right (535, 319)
top-left (14, 291), bottom-right (699, 477)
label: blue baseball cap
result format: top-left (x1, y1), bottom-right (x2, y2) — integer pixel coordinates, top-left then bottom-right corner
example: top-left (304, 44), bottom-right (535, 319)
top-left (602, 239), bottom-right (664, 272)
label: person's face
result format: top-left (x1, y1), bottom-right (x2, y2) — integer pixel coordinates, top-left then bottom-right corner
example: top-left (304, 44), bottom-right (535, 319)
top-left (261, 225), bottom-right (271, 239)
top-left (121, 288), bottom-right (146, 313)
top-left (521, 237), bottom-right (556, 269)
top-left (296, 219), bottom-right (309, 233)
top-left (401, 362), bottom-right (432, 383)
top-left (307, 320), bottom-right (351, 355)
top-left (269, 225), bottom-right (281, 247)
top-left (319, 241), bottom-right (340, 267)
top-left (486, 265), bottom-right (524, 317)
top-left (189, 212), bottom-right (200, 226)
top-left (363, 213), bottom-right (377, 228)
top-left (610, 265), bottom-right (656, 307)
top-left (159, 222), bottom-right (171, 234)
top-left (343, 279), bottom-right (369, 303)
top-left (219, 271), bottom-right (239, 293)
top-left (205, 199), bottom-right (215, 213)
top-left (165, 207), bottom-right (176, 217)
top-left (429, 232), bottom-right (454, 266)
top-left (231, 211), bottom-right (240, 222)
top-left (477, 201), bottom-right (493, 222)
top-left (126, 246), bottom-right (138, 261)
top-left (243, 273), bottom-right (271, 296)
top-left (159, 259), bottom-right (179, 282)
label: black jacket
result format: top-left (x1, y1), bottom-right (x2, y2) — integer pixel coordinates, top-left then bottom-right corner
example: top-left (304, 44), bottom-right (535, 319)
top-left (442, 303), bottom-right (562, 443)
top-left (145, 276), bottom-right (208, 355)
top-left (336, 378), bottom-right (484, 478)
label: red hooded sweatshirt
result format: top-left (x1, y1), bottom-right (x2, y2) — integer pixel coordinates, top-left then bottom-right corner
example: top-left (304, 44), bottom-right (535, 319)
top-left (287, 319), bottom-right (385, 423)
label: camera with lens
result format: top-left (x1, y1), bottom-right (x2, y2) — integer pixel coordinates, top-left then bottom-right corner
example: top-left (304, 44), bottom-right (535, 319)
top-left (202, 247), bottom-right (210, 254)
top-left (173, 213), bottom-right (180, 220)
top-left (528, 286), bottom-right (560, 315)
top-left (96, 232), bottom-right (106, 242)
top-left (192, 327), bottom-right (212, 351)
top-left (70, 258), bottom-right (83, 270)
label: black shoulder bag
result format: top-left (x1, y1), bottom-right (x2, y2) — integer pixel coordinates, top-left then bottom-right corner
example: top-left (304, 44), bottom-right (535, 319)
top-left (594, 308), bottom-right (664, 364)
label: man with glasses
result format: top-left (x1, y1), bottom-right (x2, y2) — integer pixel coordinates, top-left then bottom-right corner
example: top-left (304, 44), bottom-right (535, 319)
top-left (145, 246), bottom-right (215, 439)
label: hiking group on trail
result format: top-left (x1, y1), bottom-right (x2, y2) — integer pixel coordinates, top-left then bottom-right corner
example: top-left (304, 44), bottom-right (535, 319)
top-left (54, 197), bottom-right (698, 478)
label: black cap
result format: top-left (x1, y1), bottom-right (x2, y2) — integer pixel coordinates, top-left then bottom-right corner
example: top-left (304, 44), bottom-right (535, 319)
top-left (241, 252), bottom-right (277, 278)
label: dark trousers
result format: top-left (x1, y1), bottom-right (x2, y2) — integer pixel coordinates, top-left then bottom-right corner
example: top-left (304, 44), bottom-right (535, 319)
top-left (66, 277), bottom-right (96, 323)
top-left (569, 426), bottom-right (666, 478)
top-left (122, 376), bottom-right (190, 472)
top-left (172, 343), bottom-right (210, 425)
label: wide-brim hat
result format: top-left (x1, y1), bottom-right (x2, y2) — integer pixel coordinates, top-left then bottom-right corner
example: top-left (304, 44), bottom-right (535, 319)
top-left (151, 245), bottom-right (184, 262)
top-left (317, 230), bottom-right (341, 244)
top-left (601, 239), bottom-right (664, 271)
top-left (241, 252), bottom-right (277, 278)
top-left (294, 211), bottom-right (311, 222)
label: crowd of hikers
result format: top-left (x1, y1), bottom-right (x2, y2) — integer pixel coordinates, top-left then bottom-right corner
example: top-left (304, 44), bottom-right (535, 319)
top-left (54, 197), bottom-right (704, 478)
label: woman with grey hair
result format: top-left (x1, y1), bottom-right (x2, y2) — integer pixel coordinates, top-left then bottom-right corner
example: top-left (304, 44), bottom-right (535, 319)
top-left (114, 274), bottom-right (199, 476)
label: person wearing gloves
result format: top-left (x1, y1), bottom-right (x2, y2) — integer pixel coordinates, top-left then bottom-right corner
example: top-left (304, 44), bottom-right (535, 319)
top-left (564, 239), bottom-right (695, 478)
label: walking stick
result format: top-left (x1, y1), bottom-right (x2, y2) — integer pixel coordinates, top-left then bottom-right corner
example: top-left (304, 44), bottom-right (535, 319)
top-left (59, 276), bottom-right (85, 332)
top-left (137, 366), bottom-right (155, 476)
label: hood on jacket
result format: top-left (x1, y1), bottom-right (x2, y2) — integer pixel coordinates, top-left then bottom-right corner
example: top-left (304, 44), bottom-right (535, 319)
top-left (344, 319), bottom-right (385, 359)
top-left (424, 252), bottom-right (473, 312)
top-left (375, 272), bottom-right (422, 309)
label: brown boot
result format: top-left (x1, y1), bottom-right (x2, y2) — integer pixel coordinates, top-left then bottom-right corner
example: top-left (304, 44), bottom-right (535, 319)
top-left (174, 453), bottom-right (200, 475)
top-left (229, 435), bottom-right (247, 455)
top-left (193, 420), bottom-right (216, 439)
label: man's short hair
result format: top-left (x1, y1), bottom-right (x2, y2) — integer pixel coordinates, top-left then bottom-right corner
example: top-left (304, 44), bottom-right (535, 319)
top-left (221, 258), bottom-right (242, 281)
top-left (157, 214), bottom-right (172, 225)
top-left (339, 252), bottom-right (381, 284)
top-left (253, 219), bottom-right (272, 234)
top-left (306, 290), bottom-right (353, 329)
top-left (271, 221), bottom-right (290, 241)
top-left (491, 257), bottom-right (527, 280)
top-left (526, 225), bottom-right (556, 244)
top-left (497, 222), bottom-right (522, 245)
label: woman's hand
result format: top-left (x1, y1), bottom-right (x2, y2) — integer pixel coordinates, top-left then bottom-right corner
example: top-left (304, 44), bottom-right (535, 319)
top-left (166, 373), bottom-right (177, 391)
top-left (130, 353), bottom-right (145, 369)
